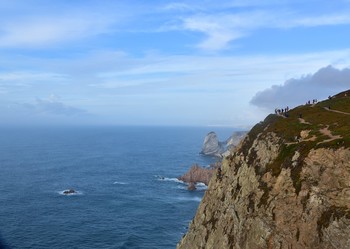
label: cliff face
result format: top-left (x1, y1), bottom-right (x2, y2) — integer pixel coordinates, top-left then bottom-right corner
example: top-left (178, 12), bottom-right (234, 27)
top-left (178, 92), bottom-right (350, 249)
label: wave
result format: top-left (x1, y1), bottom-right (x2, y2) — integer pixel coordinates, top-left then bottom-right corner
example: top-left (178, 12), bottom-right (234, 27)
top-left (175, 196), bottom-right (202, 202)
top-left (195, 182), bottom-right (208, 191)
top-left (113, 181), bottom-right (128, 185)
top-left (156, 175), bottom-right (208, 191)
top-left (155, 175), bottom-right (184, 184)
top-left (175, 183), bottom-right (207, 191)
top-left (176, 185), bottom-right (187, 190)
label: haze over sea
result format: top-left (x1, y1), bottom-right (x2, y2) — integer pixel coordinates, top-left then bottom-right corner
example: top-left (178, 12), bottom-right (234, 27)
top-left (0, 126), bottom-right (233, 249)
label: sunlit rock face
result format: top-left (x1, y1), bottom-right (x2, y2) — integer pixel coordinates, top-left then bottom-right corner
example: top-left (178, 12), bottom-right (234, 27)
top-left (200, 132), bottom-right (225, 157)
top-left (200, 131), bottom-right (247, 158)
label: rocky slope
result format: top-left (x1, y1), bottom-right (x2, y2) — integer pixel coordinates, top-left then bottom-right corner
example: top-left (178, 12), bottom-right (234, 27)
top-left (177, 91), bottom-right (350, 249)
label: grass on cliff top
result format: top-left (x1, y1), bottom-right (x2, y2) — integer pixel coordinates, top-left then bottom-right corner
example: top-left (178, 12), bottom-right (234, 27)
top-left (252, 91), bottom-right (350, 197)
top-left (265, 92), bottom-right (350, 148)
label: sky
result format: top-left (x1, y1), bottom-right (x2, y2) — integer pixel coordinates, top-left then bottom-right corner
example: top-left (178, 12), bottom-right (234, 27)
top-left (1, 0), bottom-right (350, 128)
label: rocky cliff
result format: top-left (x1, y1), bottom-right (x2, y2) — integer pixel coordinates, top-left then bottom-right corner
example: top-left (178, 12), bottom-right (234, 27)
top-left (178, 91), bottom-right (350, 249)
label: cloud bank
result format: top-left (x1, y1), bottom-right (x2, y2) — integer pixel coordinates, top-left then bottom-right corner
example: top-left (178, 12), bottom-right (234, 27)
top-left (250, 65), bottom-right (350, 109)
top-left (33, 97), bottom-right (87, 116)
top-left (0, 96), bottom-right (89, 125)
top-left (176, 8), bottom-right (350, 51)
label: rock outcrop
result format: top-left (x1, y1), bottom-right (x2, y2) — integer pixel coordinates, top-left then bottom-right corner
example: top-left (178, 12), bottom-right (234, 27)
top-left (201, 131), bottom-right (247, 157)
top-left (63, 189), bottom-right (77, 195)
top-left (178, 91), bottom-right (350, 249)
top-left (178, 163), bottom-right (220, 190)
top-left (200, 132), bottom-right (225, 157)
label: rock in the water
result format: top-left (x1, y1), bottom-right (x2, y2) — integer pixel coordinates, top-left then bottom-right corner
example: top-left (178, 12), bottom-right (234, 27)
top-left (187, 182), bottom-right (196, 191)
top-left (178, 163), bottom-right (219, 186)
top-left (200, 131), bottom-right (247, 157)
top-left (63, 189), bottom-right (76, 195)
top-left (200, 132), bottom-right (224, 157)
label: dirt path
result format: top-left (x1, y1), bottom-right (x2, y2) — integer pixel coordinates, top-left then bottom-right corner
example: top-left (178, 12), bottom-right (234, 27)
top-left (324, 107), bottom-right (350, 116)
top-left (298, 118), bottom-right (311, 124)
top-left (286, 124), bottom-right (342, 145)
top-left (317, 125), bottom-right (342, 144)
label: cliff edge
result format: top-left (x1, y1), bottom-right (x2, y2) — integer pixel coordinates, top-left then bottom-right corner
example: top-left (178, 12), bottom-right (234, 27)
top-left (177, 90), bottom-right (350, 249)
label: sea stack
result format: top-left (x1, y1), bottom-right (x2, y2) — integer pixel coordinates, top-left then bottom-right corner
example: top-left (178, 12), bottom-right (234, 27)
top-left (200, 131), bottom-right (247, 158)
top-left (200, 132), bottom-right (225, 157)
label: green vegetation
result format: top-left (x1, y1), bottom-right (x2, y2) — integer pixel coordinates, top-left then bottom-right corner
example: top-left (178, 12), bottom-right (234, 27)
top-left (240, 115), bottom-right (277, 158)
top-left (319, 95), bottom-right (350, 113)
top-left (238, 90), bottom-right (350, 199)
top-left (266, 92), bottom-right (350, 148)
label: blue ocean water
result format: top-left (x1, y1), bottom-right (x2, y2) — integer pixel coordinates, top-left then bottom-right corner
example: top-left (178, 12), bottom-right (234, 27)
top-left (0, 126), bottom-right (233, 249)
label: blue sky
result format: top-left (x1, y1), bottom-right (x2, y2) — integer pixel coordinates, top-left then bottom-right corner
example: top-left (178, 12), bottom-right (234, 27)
top-left (1, 0), bottom-right (350, 127)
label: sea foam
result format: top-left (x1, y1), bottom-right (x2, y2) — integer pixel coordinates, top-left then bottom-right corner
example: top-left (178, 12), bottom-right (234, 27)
top-left (113, 181), bottom-right (128, 185)
top-left (58, 190), bottom-right (83, 196)
top-left (155, 175), bottom-right (184, 183)
top-left (175, 196), bottom-right (202, 202)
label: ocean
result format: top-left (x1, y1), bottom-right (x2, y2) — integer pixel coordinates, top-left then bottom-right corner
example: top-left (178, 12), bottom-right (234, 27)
top-left (0, 126), bottom-right (233, 249)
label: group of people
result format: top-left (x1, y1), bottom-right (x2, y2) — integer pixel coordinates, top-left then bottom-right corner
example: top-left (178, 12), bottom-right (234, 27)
top-left (306, 99), bottom-right (318, 105)
top-left (274, 106), bottom-right (290, 117)
top-left (274, 98), bottom-right (320, 118)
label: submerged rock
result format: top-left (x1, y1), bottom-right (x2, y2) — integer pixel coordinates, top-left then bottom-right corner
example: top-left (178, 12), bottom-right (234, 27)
top-left (63, 189), bottom-right (77, 195)
top-left (187, 182), bottom-right (196, 191)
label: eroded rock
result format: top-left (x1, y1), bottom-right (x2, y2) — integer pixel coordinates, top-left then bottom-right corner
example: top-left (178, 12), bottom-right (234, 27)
top-left (178, 164), bottom-right (219, 186)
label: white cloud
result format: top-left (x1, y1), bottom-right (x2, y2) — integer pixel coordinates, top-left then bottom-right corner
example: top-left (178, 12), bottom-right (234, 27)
top-left (1, 47), bottom-right (350, 126)
top-left (0, 96), bottom-right (90, 125)
top-left (0, 1), bottom-right (133, 48)
top-left (0, 14), bottom-right (115, 47)
top-left (9, 96), bottom-right (87, 116)
top-left (163, 2), bottom-right (196, 11)
top-left (1, 1), bottom-right (349, 51)
top-left (182, 14), bottom-right (246, 50)
top-left (34, 97), bottom-right (87, 116)
top-left (0, 71), bottom-right (66, 81)
top-left (281, 14), bottom-right (350, 28)
top-left (176, 7), bottom-right (350, 51)
top-left (250, 65), bottom-right (350, 109)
